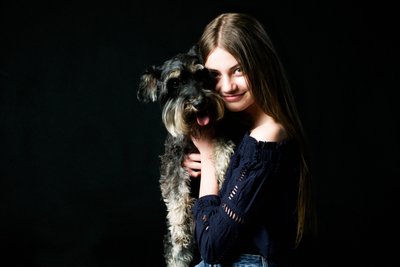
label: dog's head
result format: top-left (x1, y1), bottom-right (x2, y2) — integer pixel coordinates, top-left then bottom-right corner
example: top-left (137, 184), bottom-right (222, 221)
top-left (137, 45), bottom-right (225, 139)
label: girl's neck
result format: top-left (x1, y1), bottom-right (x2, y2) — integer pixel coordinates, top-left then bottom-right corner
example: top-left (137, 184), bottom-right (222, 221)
top-left (244, 104), bottom-right (287, 141)
top-left (244, 103), bottom-right (271, 131)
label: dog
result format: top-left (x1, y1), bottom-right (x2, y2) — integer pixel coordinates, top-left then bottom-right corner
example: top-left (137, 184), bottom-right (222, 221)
top-left (137, 46), bottom-right (236, 267)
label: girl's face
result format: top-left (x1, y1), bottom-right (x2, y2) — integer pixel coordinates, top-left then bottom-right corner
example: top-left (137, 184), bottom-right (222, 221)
top-left (205, 47), bottom-right (255, 112)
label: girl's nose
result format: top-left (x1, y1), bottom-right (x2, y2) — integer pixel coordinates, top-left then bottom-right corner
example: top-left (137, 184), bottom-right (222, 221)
top-left (219, 76), bottom-right (236, 93)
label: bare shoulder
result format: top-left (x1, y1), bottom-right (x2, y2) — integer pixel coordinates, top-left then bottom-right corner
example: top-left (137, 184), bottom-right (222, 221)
top-left (250, 120), bottom-right (287, 142)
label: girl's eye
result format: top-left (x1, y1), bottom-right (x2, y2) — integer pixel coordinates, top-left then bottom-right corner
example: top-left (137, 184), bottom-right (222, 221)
top-left (234, 67), bottom-right (243, 75)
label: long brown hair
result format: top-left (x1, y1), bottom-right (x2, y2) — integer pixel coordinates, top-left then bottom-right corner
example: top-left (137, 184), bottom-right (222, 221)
top-left (198, 13), bottom-right (315, 247)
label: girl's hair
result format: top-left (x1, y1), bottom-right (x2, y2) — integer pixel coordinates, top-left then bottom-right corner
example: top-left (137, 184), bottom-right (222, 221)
top-left (198, 13), bottom-right (316, 247)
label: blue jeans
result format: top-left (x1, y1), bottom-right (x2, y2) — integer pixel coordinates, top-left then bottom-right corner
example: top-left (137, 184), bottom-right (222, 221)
top-left (194, 254), bottom-right (270, 267)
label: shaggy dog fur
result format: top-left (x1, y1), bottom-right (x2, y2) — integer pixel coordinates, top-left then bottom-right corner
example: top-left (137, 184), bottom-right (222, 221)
top-left (137, 46), bottom-right (236, 267)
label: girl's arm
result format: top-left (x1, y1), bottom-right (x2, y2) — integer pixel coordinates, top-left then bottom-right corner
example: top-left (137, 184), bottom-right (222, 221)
top-left (191, 135), bottom-right (219, 197)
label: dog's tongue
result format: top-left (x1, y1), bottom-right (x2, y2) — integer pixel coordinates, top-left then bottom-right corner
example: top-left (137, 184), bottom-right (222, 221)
top-left (197, 115), bottom-right (210, 126)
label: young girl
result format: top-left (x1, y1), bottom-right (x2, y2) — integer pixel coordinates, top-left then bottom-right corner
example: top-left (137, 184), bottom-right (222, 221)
top-left (183, 13), bottom-right (315, 267)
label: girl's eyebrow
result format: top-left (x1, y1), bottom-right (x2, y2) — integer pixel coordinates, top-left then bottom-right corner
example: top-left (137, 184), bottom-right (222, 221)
top-left (207, 64), bottom-right (241, 73)
top-left (229, 64), bottom-right (241, 71)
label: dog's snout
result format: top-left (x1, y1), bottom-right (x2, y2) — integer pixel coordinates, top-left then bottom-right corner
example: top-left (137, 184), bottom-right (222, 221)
top-left (183, 92), bottom-right (207, 113)
top-left (191, 98), bottom-right (206, 110)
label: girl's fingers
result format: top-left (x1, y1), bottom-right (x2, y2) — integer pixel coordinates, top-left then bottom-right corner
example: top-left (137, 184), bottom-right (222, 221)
top-left (188, 169), bottom-right (201, 178)
top-left (187, 153), bottom-right (201, 162)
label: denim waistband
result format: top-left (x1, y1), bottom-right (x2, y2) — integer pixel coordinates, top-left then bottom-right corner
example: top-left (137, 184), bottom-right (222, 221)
top-left (195, 254), bottom-right (268, 267)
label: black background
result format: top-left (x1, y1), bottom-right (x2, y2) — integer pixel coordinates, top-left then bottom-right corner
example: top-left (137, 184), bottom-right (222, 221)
top-left (1, 1), bottom-right (398, 266)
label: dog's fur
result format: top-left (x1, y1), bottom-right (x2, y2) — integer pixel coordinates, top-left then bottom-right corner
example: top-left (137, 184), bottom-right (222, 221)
top-left (137, 46), bottom-right (236, 267)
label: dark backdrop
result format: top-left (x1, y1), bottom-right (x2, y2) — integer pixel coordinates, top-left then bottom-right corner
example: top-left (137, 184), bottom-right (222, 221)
top-left (1, 1), bottom-right (398, 266)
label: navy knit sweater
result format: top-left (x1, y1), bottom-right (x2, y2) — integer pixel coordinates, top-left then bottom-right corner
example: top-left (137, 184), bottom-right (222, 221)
top-left (192, 133), bottom-right (299, 265)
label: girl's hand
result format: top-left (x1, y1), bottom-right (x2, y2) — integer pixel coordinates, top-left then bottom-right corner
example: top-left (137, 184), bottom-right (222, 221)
top-left (182, 153), bottom-right (201, 178)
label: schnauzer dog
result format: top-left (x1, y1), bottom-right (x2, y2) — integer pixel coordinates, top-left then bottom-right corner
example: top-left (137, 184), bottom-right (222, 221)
top-left (137, 46), bottom-right (236, 267)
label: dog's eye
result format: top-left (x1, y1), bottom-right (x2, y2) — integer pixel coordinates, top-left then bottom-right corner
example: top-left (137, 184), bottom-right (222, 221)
top-left (209, 71), bottom-right (220, 80)
top-left (167, 78), bottom-right (180, 90)
top-left (195, 69), bottom-right (217, 89)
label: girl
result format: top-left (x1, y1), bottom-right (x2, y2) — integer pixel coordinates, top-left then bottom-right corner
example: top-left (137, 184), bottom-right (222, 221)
top-left (183, 13), bottom-right (315, 267)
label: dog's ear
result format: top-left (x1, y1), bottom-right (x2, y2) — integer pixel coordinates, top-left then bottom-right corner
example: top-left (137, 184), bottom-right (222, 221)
top-left (187, 44), bottom-right (199, 56)
top-left (187, 44), bottom-right (203, 63)
top-left (137, 65), bottom-right (161, 103)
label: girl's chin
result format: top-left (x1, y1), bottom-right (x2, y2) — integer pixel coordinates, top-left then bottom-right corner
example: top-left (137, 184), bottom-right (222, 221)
top-left (225, 103), bottom-right (246, 112)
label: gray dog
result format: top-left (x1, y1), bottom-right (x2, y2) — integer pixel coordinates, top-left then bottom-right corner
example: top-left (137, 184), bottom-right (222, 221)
top-left (137, 46), bottom-right (236, 267)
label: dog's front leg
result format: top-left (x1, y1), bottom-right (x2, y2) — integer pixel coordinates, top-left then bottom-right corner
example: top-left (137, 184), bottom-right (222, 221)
top-left (159, 135), bottom-right (195, 267)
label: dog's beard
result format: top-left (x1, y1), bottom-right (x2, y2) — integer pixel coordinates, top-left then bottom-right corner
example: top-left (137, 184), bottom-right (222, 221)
top-left (162, 98), bottom-right (188, 138)
top-left (161, 93), bottom-right (225, 139)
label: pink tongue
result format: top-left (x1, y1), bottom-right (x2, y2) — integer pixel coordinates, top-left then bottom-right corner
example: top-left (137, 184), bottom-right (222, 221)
top-left (197, 115), bottom-right (210, 126)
